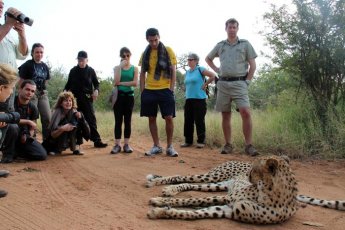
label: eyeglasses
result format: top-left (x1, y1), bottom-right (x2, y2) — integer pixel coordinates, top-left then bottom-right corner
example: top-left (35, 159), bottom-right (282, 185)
top-left (187, 59), bottom-right (195, 61)
top-left (121, 54), bottom-right (130, 58)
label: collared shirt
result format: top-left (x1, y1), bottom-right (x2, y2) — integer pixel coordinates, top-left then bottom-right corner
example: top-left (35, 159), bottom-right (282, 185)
top-left (138, 46), bottom-right (177, 90)
top-left (207, 38), bottom-right (257, 77)
top-left (0, 29), bottom-right (28, 68)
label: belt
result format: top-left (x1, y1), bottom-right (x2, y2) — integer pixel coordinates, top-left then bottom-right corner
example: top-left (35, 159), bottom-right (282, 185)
top-left (219, 76), bottom-right (246, 81)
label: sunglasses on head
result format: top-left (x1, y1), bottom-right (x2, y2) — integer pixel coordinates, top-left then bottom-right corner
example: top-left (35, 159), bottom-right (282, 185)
top-left (121, 54), bottom-right (130, 58)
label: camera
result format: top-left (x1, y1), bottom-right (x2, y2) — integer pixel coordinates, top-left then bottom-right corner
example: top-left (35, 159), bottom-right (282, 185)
top-left (5, 12), bottom-right (34, 26)
top-left (0, 112), bottom-right (20, 124)
top-left (20, 129), bottom-right (35, 144)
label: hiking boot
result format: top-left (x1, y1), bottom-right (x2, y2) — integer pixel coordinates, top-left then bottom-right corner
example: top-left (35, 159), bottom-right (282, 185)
top-left (145, 145), bottom-right (163, 156)
top-left (196, 143), bottom-right (205, 148)
top-left (220, 143), bottom-right (233, 154)
top-left (166, 146), bottom-right (178, 157)
top-left (110, 145), bottom-right (121, 154)
top-left (0, 170), bottom-right (9, 178)
top-left (94, 141), bottom-right (108, 148)
top-left (245, 144), bottom-right (259, 156)
top-left (0, 189), bottom-right (7, 198)
top-left (123, 144), bottom-right (133, 153)
top-left (180, 143), bottom-right (192, 148)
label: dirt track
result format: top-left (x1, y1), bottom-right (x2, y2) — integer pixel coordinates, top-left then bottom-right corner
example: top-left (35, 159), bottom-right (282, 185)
top-left (0, 136), bottom-right (344, 230)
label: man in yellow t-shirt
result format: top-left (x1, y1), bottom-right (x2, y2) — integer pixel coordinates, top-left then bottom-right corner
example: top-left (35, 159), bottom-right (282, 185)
top-left (139, 28), bottom-right (178, 157)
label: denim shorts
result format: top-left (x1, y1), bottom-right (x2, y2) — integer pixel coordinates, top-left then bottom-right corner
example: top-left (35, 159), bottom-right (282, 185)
top-left (215, 80), bottom-right (250, 112)
top-left (140, 88), bottom-right (176, 118)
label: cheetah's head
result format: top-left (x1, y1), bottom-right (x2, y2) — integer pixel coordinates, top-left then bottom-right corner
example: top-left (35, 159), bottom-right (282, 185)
top-left (248, 155), bottom-right (293, 192)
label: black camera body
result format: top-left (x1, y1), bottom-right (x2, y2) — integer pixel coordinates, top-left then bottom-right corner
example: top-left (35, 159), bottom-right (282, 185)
top-left (20, 128), bottom-right (34, 144)
top-left (0, 112), bottom-right (20, 124)
top-left (5, 12), bottom-right (33, 26)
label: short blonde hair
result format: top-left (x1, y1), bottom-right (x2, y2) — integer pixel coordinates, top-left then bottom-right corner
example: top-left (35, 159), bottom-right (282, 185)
top-left (54, 91), bottom-right (78, 110)
top-left (0, 63), bottom-right (18, 86)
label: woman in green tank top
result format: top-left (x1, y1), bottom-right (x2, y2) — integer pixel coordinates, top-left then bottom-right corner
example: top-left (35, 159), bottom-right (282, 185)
top-left (110, 47), bottom-right (138, 154)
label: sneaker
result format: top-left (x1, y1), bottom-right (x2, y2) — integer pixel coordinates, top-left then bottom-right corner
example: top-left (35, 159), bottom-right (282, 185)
top-left (0, 155), bottom-right (13, 164)
top-left (94, 141), bottom-right (108, 148)
top-left (245, 144), bottom-right (259, 156)
top-left (166, 146), bottom-right (178, 157)
top-left (0, 189), bottom-right (8, 198)
top-left (220, 143), bottom-right (233, 154)
top-left (110, 145), bottom-right (121, 154)
top-left (180, 143), bottom-right (192, 148)
top-left (123, 144), bottom-right (133, 153)
top-left (73, 150), bottom-right (84, 155)
top-left (196, 143), bottom-right (205, 148)
top-left (48, 152), bottom-right (56, 156)
top-left (145, 145), bottom-right (163, 156)
top-left (0, 170), bottom-right (9, 178)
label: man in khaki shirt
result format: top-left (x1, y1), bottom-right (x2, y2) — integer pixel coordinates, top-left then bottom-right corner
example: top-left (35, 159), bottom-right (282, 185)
top-left (206, 18), bottom-right (258, 156)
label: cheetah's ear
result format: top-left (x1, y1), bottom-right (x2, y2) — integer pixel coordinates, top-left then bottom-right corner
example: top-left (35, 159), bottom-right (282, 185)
top-left (266, 158), bottom-right (278, 176)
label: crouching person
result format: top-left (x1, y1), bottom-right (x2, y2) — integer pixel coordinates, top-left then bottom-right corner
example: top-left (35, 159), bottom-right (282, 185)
top-left (43, 92), bottom-right (90, 156)
top-left (14, 80), bottom-right (47, 161)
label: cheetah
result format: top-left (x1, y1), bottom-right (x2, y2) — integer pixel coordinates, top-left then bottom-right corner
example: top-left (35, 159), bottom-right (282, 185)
top-left (146, 155), bottom-right (345, 224)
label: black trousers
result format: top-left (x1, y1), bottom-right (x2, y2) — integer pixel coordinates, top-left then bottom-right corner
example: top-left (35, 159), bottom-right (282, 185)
top-left (113, 95), bottom-right (134, 139)
top-left (16, 140), bottom-right (47, 161)
top-left (43, 127), bottom-right (83, 153)
top-left (1, 124), bottom-right (19, 158)
top-left (183, 99), bottom-right (207, 144)
top-left (75, 95), bottom-right (101, 142)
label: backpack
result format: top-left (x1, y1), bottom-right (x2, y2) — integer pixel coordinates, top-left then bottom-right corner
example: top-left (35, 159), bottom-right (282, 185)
top-left (198, 67), bottom-right (210, 98)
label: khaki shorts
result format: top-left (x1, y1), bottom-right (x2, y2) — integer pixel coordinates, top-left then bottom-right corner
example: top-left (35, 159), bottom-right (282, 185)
top-left (215, 80), bottom-right (250, 112)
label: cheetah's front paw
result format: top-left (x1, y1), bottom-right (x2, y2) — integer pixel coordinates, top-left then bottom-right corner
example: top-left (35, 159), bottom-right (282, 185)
top-left (146, 174), bottom-right (162, 188)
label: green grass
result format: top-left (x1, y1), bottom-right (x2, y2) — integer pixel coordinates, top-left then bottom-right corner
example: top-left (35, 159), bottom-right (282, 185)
top-left (95, 108), bottom-right (345, 159)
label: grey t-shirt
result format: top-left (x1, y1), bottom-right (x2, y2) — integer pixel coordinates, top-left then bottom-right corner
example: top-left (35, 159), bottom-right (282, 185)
top-left (207, 38), bottom-right (257, 77)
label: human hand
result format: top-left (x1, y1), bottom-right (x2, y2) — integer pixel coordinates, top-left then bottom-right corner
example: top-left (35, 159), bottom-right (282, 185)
top-left (0, 112), bottom-right (7, 128)
top-left (28, 120), bottom-right (37, 130)
top-left (74, 112), bottom-right (81, 119)
top-left (92, 90), bottom-right (98, 100)
top-left (5, 7), bottom-right (22, 26)
top-left (0, 121), bottom-right (7, 128)
top-left (120, 60), bottom-right (127, 68)
top-left (62, 124), bottom-right (75, 131)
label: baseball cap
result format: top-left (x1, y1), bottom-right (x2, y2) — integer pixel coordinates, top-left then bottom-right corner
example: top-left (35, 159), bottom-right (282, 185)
top-left (77, 51), bottom-right (88, 59)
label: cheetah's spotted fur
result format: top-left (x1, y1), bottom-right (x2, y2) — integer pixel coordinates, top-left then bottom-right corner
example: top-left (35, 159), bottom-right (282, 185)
top-left (146, 155), bottom-right (344, 224)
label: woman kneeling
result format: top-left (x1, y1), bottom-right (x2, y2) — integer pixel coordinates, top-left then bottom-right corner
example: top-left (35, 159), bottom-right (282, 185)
top-left (44, 92), bottom-right (90, 155)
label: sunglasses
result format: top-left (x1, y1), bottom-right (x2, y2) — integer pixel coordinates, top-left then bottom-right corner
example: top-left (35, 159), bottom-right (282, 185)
top-left (187, 59), bottom-right (195, 61)
top-left (121, 54), bottom-right (130, 58)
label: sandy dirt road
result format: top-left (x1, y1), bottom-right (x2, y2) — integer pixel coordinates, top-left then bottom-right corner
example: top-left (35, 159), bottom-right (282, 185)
top-left (0, 136), bottom-right (344, 230)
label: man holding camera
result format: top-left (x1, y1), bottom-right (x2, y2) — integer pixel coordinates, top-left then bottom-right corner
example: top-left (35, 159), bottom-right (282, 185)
top-left (0, 1), bottom-right (29, 112)
top-left (10, 80), bottom-right (47, 162)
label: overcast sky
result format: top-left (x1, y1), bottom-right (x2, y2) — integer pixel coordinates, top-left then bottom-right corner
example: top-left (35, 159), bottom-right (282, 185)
top-left (3, 0), bottom-right (288, 78)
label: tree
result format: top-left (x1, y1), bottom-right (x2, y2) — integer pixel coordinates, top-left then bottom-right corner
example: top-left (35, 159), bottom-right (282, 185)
top-left (262, 0), bottom-right (345, 133)
top-left (46, 66), bottom-right (67, 107)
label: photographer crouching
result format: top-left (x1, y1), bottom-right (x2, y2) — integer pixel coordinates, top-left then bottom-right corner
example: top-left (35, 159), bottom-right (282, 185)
top-left (11, 80), bottom-right (47, 162)
top-left (0, 63), bottom-right (21, 198)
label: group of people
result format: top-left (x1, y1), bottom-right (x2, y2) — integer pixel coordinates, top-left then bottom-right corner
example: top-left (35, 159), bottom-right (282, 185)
top-left (107, 20), bottom-right (259, 158)
top-left (0, 2), bottom-right (108, 197)
top-left (0, 0), bottom-right (259, 198)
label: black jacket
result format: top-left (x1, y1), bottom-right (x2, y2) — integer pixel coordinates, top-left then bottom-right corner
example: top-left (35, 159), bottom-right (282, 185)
top-left (64, 65), bottom-right (99, 97)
